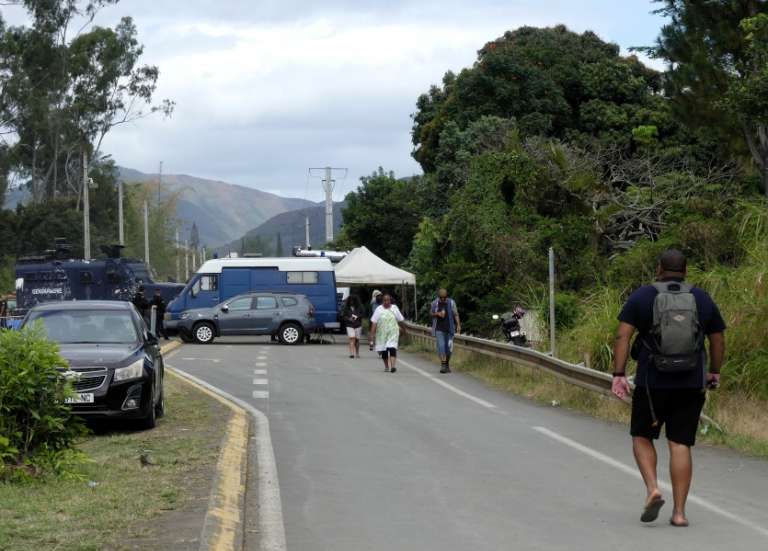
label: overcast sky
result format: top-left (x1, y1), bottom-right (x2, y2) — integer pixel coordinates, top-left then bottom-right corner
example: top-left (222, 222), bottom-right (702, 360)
top-left (2, 1), bottom-right (667, 202)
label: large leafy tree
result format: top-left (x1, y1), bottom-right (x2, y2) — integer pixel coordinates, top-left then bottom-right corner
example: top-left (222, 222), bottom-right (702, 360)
top-left (644, 0), bottom-right (768, 195)
top-left (411, 25), bottom-right (673, 173)
top-left (338, 168), bottom-right (423, 266)
top-left (0, 0), bottom-right (173, 202)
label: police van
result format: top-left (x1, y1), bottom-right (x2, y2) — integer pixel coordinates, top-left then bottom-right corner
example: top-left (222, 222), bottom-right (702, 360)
top-left (165, 257), bottom-right (340, 337)
top-left (14, 242), bottom-right (184, 315)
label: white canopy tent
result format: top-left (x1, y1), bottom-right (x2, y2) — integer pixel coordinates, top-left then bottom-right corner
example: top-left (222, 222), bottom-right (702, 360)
top-left (334, 246), bottom-right (415, 286)
top-left (334, 246), bottom-right (417, 317)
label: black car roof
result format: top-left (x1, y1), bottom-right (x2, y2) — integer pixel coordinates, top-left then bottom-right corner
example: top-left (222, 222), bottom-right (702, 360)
top-left (29, 300), bottom-right (135, 312)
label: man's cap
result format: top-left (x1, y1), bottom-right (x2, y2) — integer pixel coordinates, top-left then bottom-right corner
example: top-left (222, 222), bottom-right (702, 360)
top-left (372, 290), bottom-right (382, 297)
top-left (659, 249), bottom-right (687, 273)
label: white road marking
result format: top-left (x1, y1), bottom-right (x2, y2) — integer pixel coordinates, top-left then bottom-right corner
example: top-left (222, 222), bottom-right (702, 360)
top-left (180, 357), bottom-right (220, 363)
top-left (252, 390), bottom-right (270, 399)
top-left (169, 368), bottom-right (286, 551)
top-left (253, 378), bottom-right (269, 385)
top-left (398, 359), bottom-right (497, 410)
top-left (254, 369), bottom-right (268, 375)
top-left (532, 426), bottom-right (768, 538)
top-left (257, 356), bottom-right (268, 361)
top-left (255, 362), bottom-right (268, 367)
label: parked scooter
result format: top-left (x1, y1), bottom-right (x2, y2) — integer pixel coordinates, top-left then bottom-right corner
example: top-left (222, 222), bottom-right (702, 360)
top-left (492, 306), bottom-right (529, 347)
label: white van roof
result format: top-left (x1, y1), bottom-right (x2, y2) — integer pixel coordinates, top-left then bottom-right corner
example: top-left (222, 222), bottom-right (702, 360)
top-left (197, 257), bottom-right (334, 275)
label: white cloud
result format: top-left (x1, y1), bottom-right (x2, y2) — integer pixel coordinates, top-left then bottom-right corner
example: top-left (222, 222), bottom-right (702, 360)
top-left (88, 1), bottom-right (668, 200)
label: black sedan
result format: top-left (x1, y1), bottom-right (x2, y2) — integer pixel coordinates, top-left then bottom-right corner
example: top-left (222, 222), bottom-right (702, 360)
top-left (22, 301), bottom-right (165, 429)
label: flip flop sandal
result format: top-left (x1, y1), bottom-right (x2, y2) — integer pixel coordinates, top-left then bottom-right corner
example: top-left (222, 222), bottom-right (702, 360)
top-left (640, 496), bottom-right (665, 523)
top-left (669, 518), bottom-right (689, 528)
top-left (390, 367), bottom-right (397, 373)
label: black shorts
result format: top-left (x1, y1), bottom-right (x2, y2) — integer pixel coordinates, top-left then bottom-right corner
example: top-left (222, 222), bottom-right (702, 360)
top-left (380, 348), bottom-right (397, 360)
top-left (631, 387), bottom-right (705, 447)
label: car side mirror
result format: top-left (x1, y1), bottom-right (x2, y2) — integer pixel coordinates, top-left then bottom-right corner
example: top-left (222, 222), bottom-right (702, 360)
top-left (146, 333), bottom-right (159, 346)
top-left (221, 304), bottom-right (229, 313)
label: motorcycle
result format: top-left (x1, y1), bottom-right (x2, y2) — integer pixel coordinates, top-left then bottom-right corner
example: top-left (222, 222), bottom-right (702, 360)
top-left (492, 306), bottom-right (529, 347)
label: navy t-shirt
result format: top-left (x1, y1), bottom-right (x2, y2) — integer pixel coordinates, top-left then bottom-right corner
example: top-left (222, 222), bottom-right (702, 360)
top-left (618, 279), bottom-right (726, 389)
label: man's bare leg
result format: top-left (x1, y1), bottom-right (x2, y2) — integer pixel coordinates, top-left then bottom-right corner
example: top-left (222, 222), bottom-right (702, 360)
top-left (633, 436), bottom-right (664, 517)
top-left (668, 441), bottom-right (693, 526)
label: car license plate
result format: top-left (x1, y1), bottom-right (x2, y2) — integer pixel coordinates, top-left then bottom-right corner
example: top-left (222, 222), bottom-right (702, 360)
top-left (65, 393), bottom-right (94, 404)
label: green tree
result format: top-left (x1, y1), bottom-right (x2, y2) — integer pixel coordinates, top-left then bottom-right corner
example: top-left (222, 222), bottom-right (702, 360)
top-left (412, 25), bottom-right (673, 172)
top-left (644, 0), bottom-right (768, 194)
top-left (0, 0), bottom-right (173, 202)
top-left (338, 168), bottom-right (422, 266)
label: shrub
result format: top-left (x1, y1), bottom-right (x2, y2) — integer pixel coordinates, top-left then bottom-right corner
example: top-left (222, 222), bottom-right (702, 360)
top-left (0, 325), bottom-right (86, 480)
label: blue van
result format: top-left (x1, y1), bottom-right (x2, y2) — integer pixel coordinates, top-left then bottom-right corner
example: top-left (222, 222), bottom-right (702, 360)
top-left (165, 257), bottom-right (340, 336)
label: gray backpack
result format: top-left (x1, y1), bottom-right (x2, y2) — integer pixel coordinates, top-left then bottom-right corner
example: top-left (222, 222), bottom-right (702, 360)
top-left (648, 281), bottom-right (704, 372)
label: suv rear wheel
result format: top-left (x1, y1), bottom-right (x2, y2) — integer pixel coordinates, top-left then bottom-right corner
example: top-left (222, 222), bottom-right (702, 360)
top-left (278, 322), bottom-right (303, 345)
top-left (193, 322), bottom-right (216, 344)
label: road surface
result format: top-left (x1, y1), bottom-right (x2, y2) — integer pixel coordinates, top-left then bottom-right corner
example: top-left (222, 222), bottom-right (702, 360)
top-left (168, 338), bottom-right (768, 550)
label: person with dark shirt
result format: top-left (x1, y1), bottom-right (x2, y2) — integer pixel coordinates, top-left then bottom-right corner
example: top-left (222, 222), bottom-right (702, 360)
top-left (150, 289), bottom-right (168, 340)
top-left (430, 288), bottom-right (461, 374)
top-left (132, 287), bottom-right (150, 325)
top-left (612, 249), bottom-right (726, 528)
top-left (342, 295), bottom-right (363, 358)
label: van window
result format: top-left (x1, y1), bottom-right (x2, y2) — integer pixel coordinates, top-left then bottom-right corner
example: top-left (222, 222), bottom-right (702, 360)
top-left (191, 275), bottom-right (218, 297)
top-left (287, 271), bottom-right (319, 284)
top-left (256, 296), bottom-right (279, 310)
top-left (281, 297), bottom-right (298, 307)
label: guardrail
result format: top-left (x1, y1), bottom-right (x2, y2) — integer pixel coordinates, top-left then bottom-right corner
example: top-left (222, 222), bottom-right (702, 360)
top-left (403, 322), bottom-right (614, 396)
top-left (403, 322), bottom-right (724, 430)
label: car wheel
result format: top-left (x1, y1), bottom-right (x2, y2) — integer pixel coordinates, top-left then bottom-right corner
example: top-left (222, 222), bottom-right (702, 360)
top-left (155, 388), bottom-right (165, 419)
top-left (193, 322), bottom-right (215, 344)
top-left (139, 392), bottom-right (157, 430)
top-left (279, 322), bottom-right (304, 345)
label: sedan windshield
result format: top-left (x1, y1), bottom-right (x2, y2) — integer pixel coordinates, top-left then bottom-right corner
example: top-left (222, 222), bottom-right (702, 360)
top-left (27, 310), bottom-right (140, 344)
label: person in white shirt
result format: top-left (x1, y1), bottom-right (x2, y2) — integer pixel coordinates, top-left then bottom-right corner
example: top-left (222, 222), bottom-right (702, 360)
top-left (369, 294), bottom-right (405, 373)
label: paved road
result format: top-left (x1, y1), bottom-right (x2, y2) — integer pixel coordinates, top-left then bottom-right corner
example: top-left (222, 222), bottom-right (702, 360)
top-left (168, 338), bottom-right (768, 550)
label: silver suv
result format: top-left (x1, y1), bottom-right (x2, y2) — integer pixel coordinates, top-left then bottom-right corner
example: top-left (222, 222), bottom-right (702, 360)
top-left (178, 292), bottom-right (316, 345)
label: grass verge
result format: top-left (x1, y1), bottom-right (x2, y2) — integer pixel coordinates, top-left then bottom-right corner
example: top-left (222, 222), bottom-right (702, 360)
top-left (0, 374), bottom-right (230, 551)
top-left (404, 340), bottom-right (768, 458)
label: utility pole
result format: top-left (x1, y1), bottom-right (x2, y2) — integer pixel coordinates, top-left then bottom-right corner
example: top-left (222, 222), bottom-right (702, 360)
top-left (82, 149), bottom-right (91, 260)
top-left (118, 180), bottom-right (125, 245)
top-left (143, 200), bottom-right (150, 268)
top-left (305, 216), bottom-right (311, 249)
top-left (309, 167), bottom-right (347, 244)
top-left (548, 247), bottom-right (557, 357)
top-left (157, 161), bottom-right (163, 204)
top-left (184, 240), bottom-right (190, 280)
top-left (175, 228), bottom-right (181, 282)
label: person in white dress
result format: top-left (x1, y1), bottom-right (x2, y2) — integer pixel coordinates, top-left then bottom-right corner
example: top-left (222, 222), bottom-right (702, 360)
top-left (369, 294), bottom-right (405, 373)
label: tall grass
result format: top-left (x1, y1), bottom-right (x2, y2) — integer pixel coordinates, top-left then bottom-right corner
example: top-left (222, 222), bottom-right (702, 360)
top-left (560, 200), bottom-right (768, 399)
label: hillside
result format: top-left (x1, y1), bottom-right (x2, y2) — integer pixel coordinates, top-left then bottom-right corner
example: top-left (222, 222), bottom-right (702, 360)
top-left (220, 202), bottom-right (345, 255)
top-left (119, 168), bottom-right (314, 247)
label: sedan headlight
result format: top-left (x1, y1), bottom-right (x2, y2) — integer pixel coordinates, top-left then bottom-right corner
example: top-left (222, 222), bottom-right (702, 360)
top-left (113, 359), bottom-right (145, 382)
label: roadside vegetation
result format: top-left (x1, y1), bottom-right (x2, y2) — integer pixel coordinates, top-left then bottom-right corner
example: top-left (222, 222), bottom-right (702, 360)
top-left (0, 374), bottom-right (229, 551)
top-left (0, 327), bottom-right (86, 481)
top-left (336, 3), bottom-right (768, 444)
top-left (0, 0), bottom-right (179, 290)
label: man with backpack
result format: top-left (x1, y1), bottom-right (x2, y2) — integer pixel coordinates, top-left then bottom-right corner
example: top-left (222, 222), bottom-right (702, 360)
top-left (612, 249), bottom-right (725, 528)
